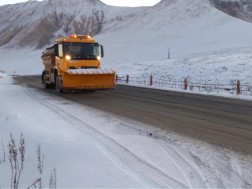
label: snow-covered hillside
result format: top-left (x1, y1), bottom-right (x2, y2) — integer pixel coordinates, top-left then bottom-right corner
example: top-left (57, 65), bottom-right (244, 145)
top-left (96, 0), bottom-right (252, 65)
top-left (0, 0), bottom-right (145, 48)
top-left (1, 0), bottom-right (252, 53)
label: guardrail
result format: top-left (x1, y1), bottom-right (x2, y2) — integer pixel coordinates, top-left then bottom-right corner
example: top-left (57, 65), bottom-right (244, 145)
top-left (116, 75), bottom-right (252, 96)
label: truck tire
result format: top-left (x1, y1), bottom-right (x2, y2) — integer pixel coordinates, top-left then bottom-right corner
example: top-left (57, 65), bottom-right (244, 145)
top-left (56, 75), bottom-right (63, 93)
top-left (42, 72), bottom-right (50, 89)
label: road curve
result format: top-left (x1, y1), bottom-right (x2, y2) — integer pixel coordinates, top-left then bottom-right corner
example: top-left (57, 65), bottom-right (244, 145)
top-left (14, 75), bottom-right (252, 151)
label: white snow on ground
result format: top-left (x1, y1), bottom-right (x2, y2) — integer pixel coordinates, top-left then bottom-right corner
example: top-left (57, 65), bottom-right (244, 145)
top-left (0, 37), bottom-right (252, 188)
top-left (0, 74), bottom-right (142, 188)
top-left (1, 47), bottom-right (252, 99)
top-left (0, 65), bottom-right (252, 188)
top-left (114, 49), bottom-right (252, 100)
top-left (1, 69), bottom-right (252, 188)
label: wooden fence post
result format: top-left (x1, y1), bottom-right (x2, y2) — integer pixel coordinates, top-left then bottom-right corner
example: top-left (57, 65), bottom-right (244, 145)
top-left (184, 78), bottom-right (188, 90)
top-left (126, 75), bottom-right (129, 84)
top-left (150, 75), bottom-right (153, 86)
top-left (237, 80), bottom-right (241, 95)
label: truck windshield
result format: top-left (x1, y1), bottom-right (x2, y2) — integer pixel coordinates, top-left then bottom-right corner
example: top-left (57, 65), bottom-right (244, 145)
top-left (63, 42), bottom-right (99, 60)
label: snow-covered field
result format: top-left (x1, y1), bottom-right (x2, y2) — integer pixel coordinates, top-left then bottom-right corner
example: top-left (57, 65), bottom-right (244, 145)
top-left (1, 69), bottom-right (252, 188)
top-left (1, 47), bottom-right (252, 99)
top-left (1, 46), bottom-right (252, 188)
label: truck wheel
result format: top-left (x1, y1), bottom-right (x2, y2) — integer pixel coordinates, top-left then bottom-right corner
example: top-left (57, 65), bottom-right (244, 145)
top-left (42, 72), bottom-right (50, 89)
top-left (56, 75), bottom-right (63, 93)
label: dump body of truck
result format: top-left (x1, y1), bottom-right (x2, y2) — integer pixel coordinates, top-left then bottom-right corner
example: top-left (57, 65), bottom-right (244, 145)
top-left (41, 35), bottom-right (116, 92)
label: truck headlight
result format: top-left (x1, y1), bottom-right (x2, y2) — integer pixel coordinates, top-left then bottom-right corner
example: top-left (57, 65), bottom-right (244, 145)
top-left (65, 55), bottom-right (71, 60)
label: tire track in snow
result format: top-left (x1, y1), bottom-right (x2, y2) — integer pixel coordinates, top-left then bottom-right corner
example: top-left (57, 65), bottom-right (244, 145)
top-left (209, 148), bottom-right (252, 188)
top-left (23, 87), bottom-right (189, 188)
top-left (154, 140), bottom-right (208, 188)
top-left (187, 146), bottom-right (252, 188)
top-left (112, 123), bottom-right (208, 188)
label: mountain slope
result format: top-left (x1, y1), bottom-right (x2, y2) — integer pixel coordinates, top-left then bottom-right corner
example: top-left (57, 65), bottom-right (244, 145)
top-left (210, 0), bottom-right (252, 23)
top-left (0, 0), bottom-right (252, 65)
top-left (0, 0), bottom-right (144, 48)
top-left (96, 0), bottom-right (252, 65)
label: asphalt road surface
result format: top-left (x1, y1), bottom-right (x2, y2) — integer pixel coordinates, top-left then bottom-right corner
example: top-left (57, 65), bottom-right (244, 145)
top-left (14, 75), bottom-right (252, 152)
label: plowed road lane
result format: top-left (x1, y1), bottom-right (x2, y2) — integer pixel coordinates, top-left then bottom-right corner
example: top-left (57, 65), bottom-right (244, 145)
top-left (14, 75), bottom-right (252, 151)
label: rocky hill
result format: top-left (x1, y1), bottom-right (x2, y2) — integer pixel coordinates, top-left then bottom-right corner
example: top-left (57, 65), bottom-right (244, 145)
top-left (0, 0), bottom-right (144, 48)
top-left (210, 0), bottom-right (252, 23)
top-left (0, 0), bottom-right (252, 51)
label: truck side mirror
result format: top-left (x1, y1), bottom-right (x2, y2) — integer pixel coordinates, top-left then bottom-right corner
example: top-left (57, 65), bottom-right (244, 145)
top-left (100, 45), bottom-right (104, 58)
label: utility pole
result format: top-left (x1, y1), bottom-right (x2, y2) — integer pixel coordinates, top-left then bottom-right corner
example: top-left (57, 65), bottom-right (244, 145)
top-left (167, 47), bottom-right (170, 59)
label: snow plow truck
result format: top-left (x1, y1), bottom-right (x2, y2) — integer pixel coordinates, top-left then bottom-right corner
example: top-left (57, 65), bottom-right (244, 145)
top-left (41, 34), bottom-right (116, 93)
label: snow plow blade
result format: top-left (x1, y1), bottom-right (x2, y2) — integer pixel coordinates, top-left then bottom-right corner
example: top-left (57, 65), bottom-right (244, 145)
top-left (62, 68), bottom-right (116, 90)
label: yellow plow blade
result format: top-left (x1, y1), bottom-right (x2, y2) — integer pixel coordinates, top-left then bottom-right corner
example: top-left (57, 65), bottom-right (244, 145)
top-left (62, 68), bottom-right (116, 90)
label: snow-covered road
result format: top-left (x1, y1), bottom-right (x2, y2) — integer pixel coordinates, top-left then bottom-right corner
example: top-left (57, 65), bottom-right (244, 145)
top-left (1, 72), bottom-right (252, 188)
